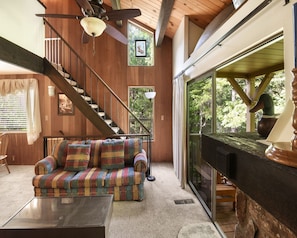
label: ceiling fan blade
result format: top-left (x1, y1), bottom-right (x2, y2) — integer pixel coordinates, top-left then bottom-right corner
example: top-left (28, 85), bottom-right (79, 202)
top-left (36, 14), bottom-right (83, 20)
top-left (105, 24), bottom-right (128, 45)
top-left (76, 0), bottom-right (95, 15)
top-left (105, 9), bottom-right (141, 21)
top-left (82, 30), bottom-right (90, 44)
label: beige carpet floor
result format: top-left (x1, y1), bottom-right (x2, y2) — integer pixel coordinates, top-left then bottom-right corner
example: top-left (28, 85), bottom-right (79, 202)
top-left (0, 163), bottom-right (216, 237)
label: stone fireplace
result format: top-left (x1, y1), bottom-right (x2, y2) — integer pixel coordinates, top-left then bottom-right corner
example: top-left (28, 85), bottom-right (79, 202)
top-left (235, 189), bottom-right (295, 238)
top-left (201, 133), bottom-right (297, 237)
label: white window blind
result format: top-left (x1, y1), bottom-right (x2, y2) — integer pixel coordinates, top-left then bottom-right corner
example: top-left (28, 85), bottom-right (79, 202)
top-left (0, 91), bottom-right (27, 131)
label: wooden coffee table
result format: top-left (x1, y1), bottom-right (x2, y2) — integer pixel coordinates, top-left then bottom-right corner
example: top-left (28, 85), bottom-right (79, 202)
top-left (0, 195), bottom-right (113, 238)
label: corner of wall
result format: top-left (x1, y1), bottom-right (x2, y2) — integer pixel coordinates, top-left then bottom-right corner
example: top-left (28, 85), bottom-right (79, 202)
top-left (0, 0), bottom-right (45, 58)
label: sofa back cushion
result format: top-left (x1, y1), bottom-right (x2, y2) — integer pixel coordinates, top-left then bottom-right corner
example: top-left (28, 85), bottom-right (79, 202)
top-left (124, 138), bottom-right (143, 167)
top-left (88, 140), bottom-right (102, 167)
top-left (52, 138), bottom-right (143, 168)
top-left (52, 140), bottom-right (69, 167)
top-left (101, 139), bottom-right (125, 170)
top-left (53, 140), bottom-right (85, 167)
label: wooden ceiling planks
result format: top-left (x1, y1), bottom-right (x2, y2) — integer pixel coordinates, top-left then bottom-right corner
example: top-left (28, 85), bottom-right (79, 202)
top-left (105, 0), bottom-right (233, 41)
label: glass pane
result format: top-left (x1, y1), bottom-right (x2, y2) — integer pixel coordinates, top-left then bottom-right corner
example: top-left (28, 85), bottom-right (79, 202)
top-left (216, 78), bottom-right (246, 133)
top-left (187, 76), bottom-right (214, 217)
top-left (128, 22), bottom-right (154, 66)
top-left (0, 91), bottom-right (27, 131)
top-left (128, 87), bottom-right (154, 137)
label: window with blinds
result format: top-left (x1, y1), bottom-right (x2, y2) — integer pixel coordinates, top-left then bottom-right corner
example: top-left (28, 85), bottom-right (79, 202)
top-left (0, 91), bottom-right (27, 131)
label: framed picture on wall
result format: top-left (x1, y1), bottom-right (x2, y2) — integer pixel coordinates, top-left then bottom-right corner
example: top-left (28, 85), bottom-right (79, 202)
top-left (135, 40), bottom-right (146, 57)
top-left (58, 93), bottom-right (74, 115)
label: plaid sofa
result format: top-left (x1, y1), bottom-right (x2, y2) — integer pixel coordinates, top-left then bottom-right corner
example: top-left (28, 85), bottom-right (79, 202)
top-left (32, 138), bottom-right (147, 201)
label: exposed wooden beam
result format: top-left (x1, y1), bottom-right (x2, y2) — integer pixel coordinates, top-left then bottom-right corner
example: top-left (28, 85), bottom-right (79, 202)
top-left (111, 0), bottom-right (123, 27)
top-left (0, 37), bottom-right (44, 74)
top-left (253, 72), bottom-right (275, 101)
top-left (155, 0), bottom-right (175, 47)
top-left (227, 77), bottom-right (252, 106)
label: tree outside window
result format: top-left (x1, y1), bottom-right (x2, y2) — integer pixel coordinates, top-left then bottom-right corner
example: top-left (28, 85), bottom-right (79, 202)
top-left (128, 87), bottom-right (155, 138)
top-left (128, 22), bottom-right (154, 66)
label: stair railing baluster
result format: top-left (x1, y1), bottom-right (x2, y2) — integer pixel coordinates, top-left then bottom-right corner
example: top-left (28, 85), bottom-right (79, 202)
top-left (103, 88), bottom-right (106, 121)
top-left (96, 73), bottom-right (99, 112)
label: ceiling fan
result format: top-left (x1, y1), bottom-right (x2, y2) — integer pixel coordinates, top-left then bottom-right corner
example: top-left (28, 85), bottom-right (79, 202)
top-left (36, 0), bottom-right (141, 45)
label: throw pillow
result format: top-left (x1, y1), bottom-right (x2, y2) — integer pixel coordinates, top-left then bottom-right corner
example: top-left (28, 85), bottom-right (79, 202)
top-left (101, 139), bottom-right (124, 170)
top-left (64, 144), bottom-right (91, 171)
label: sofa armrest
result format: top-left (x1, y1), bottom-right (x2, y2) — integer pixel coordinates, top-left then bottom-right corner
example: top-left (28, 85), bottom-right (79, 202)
top-left (34, 156), bottom-right (57, 175)
top-left (134, 150), bottom-right (148, 173)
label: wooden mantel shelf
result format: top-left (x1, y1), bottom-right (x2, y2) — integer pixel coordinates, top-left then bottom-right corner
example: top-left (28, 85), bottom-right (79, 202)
top-left (201, 132), bottom-right (297, 235)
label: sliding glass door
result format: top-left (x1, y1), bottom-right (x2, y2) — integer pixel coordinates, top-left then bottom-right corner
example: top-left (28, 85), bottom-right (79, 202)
top-left (187, 74), bottom-right (216, 218)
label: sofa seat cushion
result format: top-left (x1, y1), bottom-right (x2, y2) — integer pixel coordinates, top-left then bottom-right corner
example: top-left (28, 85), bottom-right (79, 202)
top-left (70, 168), bottom-right (108, 188)
top-left (32, 169), bottom-right (76, 189)
top-left (104, 167), bottom-right (145, 187)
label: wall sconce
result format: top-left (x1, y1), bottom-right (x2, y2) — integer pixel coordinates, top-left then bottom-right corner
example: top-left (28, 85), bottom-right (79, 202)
top-left (48, 85), bottom-right (55, 97)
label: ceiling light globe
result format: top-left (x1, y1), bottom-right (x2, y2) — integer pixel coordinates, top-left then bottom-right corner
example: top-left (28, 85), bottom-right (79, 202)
top-left (80, 17), bottom-right (106, 37)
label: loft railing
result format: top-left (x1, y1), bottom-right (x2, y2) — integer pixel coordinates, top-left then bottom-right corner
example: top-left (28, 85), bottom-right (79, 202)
top-left (42, 19), bottom-right (152, 172)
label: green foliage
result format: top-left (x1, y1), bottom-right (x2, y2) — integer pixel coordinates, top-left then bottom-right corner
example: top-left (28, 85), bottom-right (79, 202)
top-left (216, 78), bottom-right (246, 133)
top-left (128, 22), bottom-right (154, 66)
top-left (129, 87), bottom-right (154, 135)
top-left (188, 78), bottom-right (212, 134)
top-left (188, 70), bottom-right (285, 134)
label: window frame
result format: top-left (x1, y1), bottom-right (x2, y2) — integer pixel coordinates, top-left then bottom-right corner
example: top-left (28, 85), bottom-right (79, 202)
top-left (127, 21), bottom-right (154, 67)
top-left (128, 86), bottom-right (155, 139)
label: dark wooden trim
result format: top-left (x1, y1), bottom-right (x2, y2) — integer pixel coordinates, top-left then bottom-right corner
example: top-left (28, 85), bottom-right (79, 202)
top-left (0, 37), bottom-right (44, 74)
top-left (37, 0), bottom-right (47, 9)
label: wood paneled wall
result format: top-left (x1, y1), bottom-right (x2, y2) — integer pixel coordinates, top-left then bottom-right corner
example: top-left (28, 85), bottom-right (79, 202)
top-left (1, 0), bottom-right (173, 165)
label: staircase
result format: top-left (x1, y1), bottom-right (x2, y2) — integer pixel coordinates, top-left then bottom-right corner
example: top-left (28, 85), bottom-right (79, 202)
top-left (43, 19), bottom-right (149, 138)
top-left (45, 60), bottom-right (122, 135)
top-left (0, 23), bottom-right (153, 177)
